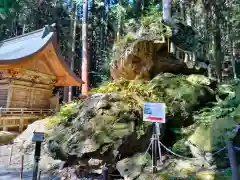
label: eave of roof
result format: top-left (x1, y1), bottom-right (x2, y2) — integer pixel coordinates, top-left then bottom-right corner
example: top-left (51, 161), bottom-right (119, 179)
top-left (0, 24), bottom-right (84, 86)
top-left (0, 28), bottom-right (53, 62)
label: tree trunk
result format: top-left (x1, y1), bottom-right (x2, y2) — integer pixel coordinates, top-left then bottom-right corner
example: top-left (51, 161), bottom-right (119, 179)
top-left (179, 0), bottom-right (185, 21)
top-left (163, 0), bottom-right (174, 56)
top-left (231, 41), bottom-right (237, 79)
top-left (116, 0), bottom-right (123, 41)
top-left (185, 2), bottom-right (192, 26)
top-left (227, 9), bottom-right (237, 79)
top-left (162, 0), bottom-right (171, 24)
top-left (99, 5), bottom-right (104, 60)
top-left (213, 5), bottom-right (223, 82)
top-left (104, 0), bottom-right (110, 50)
top-left (22, 24), bottom-right (26, 34)
top-left (135, 0), bottom-right (142, 18)
top-left (68, 2), bottom-right (77, 102)
top-left (81, 0), bottom-right (89, 96)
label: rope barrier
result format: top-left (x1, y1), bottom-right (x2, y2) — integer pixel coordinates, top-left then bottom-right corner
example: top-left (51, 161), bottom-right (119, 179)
top-left (159, 141), bottom-right (227, 161)
top-left (159, 141), bottom-right (201, 160)
top-left (159, 140), bottom-right (240, 162)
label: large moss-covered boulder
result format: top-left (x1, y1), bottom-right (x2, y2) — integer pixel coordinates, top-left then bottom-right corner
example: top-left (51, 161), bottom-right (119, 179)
top-left (92, 74), bottom-right (215, 128)
top-left (172, 82), bottom-right (240, 158)
top-left (46, 74), bottom-right (214, 173)
top-left (116, 153), bottom-right (151, 180)
top-left (188, 117), bottom-right (237, 153)
top-left (47, 93), bottom-right (152, 173)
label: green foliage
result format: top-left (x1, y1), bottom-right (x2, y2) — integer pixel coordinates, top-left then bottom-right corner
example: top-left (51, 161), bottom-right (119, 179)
top-left (45, 101), bottom-right (81, 129)
top-left (91, 74), bottom-right (214, 129)
top-left (194, 81), bottom-right (239, 125)
top-left (111, 5), bottom-right (172, 66)
top-left (141, 6), bottom-right (171, 38)
top-left (111, 33), bottom-right (136, 67)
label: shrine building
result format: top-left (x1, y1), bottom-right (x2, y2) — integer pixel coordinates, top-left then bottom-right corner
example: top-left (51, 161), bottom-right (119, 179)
top-left (0, 24), bottom-right (83, 109)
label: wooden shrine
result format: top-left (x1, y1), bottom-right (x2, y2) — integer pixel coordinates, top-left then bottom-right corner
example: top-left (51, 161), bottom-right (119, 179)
top-left (0, 24), bottom-right (83, 132)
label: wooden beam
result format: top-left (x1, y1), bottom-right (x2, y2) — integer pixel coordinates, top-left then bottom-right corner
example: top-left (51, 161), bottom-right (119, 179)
top-left (10, 80), bottom-right (53, 90)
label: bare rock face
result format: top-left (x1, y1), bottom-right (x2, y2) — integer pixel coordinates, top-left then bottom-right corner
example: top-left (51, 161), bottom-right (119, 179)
top-left (110, 19), bottom-right (204, 81)
top-left (110, 40), bottom-right (188, 80)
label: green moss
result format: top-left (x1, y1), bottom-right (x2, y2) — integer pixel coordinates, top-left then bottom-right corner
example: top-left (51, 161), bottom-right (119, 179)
top-left (186, 75), bottom-right (211, 86)
top-left (196, 170), bottom-right (216, 180)
top-left (91, 74), bottom-right (214, 129)
top-left (45, 101), bottom-right (81, 129)
top-left (111, 6), bottom-right (172, 67)
top-left (111, 33), bottom-right (137, 66)
top-left (233, 105), bottom-right (240, 123)
top-left (172, 138), bottom-right (191, 156)
top-left (187, 117), bottom-right (237, 152)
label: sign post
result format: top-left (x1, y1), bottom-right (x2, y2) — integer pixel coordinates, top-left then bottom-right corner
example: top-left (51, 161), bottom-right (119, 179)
top-left (143, 102), bottom-right (166, 173)
top-left (32, 131), bottom-right (44, 180)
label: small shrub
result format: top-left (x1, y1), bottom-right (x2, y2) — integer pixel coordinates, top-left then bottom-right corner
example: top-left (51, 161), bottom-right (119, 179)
top-left (45, 101), bottom-right (81, 129)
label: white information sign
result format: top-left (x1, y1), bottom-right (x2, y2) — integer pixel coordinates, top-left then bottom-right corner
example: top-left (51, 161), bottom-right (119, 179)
top-left (143, 102), bottom-right (166, 123)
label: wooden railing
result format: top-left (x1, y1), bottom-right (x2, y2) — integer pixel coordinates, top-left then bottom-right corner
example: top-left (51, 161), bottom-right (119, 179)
top-left (0, 108), bottom-right (55, 132)
top-left (0, 108), bottom-right (54, 116)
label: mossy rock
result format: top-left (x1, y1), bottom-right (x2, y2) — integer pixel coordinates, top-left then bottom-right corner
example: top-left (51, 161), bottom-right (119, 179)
top-left (186, 75), bottom-right (211, 86)
top-left (188, 117), bottom-right (237, 153)
top-left (172, 138), bottom-right (191, 157)
top-left (91, 74), bottom-right (214, 128)
top-left (47, 93), bottom-right (153, 171)
top-left (217, 84), bottom-right (235, 100)
top-left (137, 172), bottom-right (171, 180)
top-left (233, 104), bottom-right (240, 123)
top-left (235, 85), bottom-right (240, 101)
top-left (116, 153), bottom-right (151, 180)
top-left (0, 132), bottom-right (18, 144)
top-left (196, 170), bottom-right (216, 180)
top-left (46, 75), bottom-right (217, 173)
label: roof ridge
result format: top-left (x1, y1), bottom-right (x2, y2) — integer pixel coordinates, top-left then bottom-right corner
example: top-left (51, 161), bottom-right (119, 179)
top-left (0, 28), bottom-right (44, 43)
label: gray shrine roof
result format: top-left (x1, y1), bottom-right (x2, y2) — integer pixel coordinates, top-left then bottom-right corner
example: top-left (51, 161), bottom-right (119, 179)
top-left (0, 24), bottom-right (84, 86)
top-left (0, 25), bottom-right (55, 61)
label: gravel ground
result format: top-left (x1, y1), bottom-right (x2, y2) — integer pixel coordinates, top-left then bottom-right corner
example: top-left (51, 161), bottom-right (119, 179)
top-left (0, 120), bottom-right (59, 180)
top-left (0, 144), bottom-right (52, 180)
top-left (0, 120), bottom-right (106, 180)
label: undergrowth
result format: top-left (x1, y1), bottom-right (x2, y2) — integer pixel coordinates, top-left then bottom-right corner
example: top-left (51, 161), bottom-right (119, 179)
top-left (45, 101), bottom-right (81, 129)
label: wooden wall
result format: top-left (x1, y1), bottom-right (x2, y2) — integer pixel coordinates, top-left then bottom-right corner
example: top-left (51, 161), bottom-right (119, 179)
top-left (7, 81), bottom-right (53, 109)
top-left (0, 84), bottom-right (8, 108)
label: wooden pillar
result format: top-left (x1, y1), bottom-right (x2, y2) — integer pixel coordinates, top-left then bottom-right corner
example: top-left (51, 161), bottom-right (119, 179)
top-left (184, 52), bottom-right (189, 63)
top-left (7, 85), bottom-right (13, 108)
top-left (19, 109), bottom-right (24, 132)
top-left (176, 48), bottom-right (180, 59)
top-left (170, 42), bottom-right (176, 56)
top-left (63, 87), bottom-right (69, 103)
top-left (3, 118), bottom-right (7, 131)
